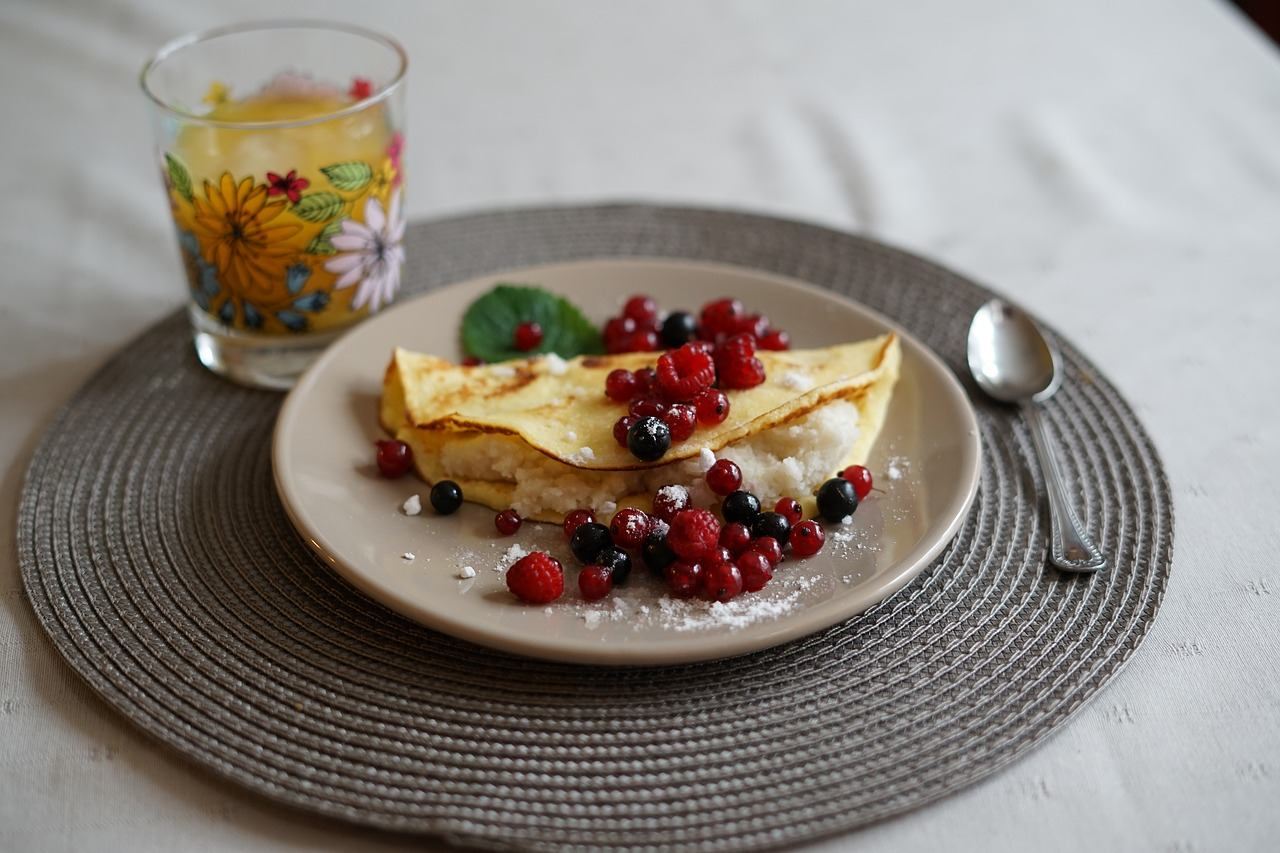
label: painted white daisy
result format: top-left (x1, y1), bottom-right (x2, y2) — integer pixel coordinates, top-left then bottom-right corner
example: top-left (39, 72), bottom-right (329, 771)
top-left (325, 189), bottom-right (405, 312)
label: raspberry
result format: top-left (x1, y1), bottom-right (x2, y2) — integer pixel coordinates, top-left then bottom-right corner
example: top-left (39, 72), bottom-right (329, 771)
top-left (759, 329), bottom-right (790, 351)
top-left (664, 560), bottom-right (703, 597)
top-left (789, 520), bottom-right (826, 557)
top-left (656, 343), bottom-right (716, 402)
top-left (717, 355), bottom-right (766, 390)
top-left (699, 298), bottom-right (743, 339)
top-left (715, 332), bottom-right (756, 363)
top-left (629, 397), bottom-right (668, 419)
top-left (578, 564), bottom-right (613, 601)
top-left (662, 404), bottom-right (696, 442)
top-left (375, 439), bottom-right (412, 478)
top-left (701, 560), bottom-right (743, 602)
top-left (495, 509), bottom-right (522, 535)
top-left (609, 507), bottom-right (652, 549)
top-left (613, 415), bottom-right (637, 447)
top-left (752, 536), bottom-right (783, 567)
top-left (706, 459), bottom-right (742, 496)
top-left (738, 550), bottom-right (773, 592)
top-left (774, 497), bottom-right (803, 526)
top-left (667, 508), bottom-right (721, 562)
top-left (693, 389), bottom-right (730, 425)
top-left (623, 294), bottom-right (658, 327)
top-left (513, 321), bottom-right (542, 351)
top-left (652, 484), bottom-right (691, 523)
top-left (563, 508), bottom-right (595, 540)
top-left (841, 465), bottom-right (874, 500)
top-left (605, 369), bottom-right (639, 402)
top-left (506, 552), bottom-right (564, 604)
top-left (719, 522), bottom-right (752, 556)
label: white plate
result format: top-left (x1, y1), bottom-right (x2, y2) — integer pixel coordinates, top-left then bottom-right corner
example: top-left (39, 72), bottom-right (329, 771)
top-left (273, 259), bottom-right (981, 665)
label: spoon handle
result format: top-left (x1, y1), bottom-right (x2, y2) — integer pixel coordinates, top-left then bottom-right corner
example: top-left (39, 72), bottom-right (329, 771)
top-left (1021, 402), bottom-right (1107, 573)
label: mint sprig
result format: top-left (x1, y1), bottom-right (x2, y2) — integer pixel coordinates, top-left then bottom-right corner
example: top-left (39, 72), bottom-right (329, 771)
top-left (461, 284), bottom-right (603, 363)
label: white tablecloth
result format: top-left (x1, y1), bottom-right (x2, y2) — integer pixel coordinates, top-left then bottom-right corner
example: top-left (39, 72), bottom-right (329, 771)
top-left (3, 1), bottom-right (1278, 850)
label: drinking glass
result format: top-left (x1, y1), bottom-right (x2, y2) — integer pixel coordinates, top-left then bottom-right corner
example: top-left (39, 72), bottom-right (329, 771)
top-left (141, 21), bottom-right (407, 389)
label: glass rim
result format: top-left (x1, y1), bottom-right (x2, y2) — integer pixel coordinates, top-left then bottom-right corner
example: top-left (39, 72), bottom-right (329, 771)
top-left (140, 19), bottom-right (407, 130)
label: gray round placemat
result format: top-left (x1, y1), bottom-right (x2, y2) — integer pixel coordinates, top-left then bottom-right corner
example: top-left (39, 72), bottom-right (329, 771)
top-left (18, 204), bottom-right (1172, 851)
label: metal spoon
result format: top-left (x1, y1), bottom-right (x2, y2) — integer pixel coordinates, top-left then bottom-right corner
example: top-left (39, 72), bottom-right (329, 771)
top-left (967, 299), bottom-right (1106, 573)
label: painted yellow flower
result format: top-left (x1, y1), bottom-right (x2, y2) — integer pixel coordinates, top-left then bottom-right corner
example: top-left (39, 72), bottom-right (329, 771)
top-left (368, 157), bottom-right (397, 201)
top-left (191, 174), bottom-right (300, 308)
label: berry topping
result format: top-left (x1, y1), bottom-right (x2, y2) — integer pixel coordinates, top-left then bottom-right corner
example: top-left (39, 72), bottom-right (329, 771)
top-left (738, 550), bottom-right (774, 592)
top-left (603, 316), bottom-right (637, 351)
top-left (634, 366), bottom-right (657, 395)
top-left (664, 560), bottom-right (704, 597)
top-left (570, 522), bottom-right (612, 564)
top-left (701, 560), bottom-right (744, 602)
top-left (774, 497), bottom-right (803, 526)
top-left (642, 532), bottom-right (677, 573)
top-left (759, 329), bottom-right (791, 351)
top-left (623, 294), bottom-right (658, 327)
top-left (628, 397), bottom-right (668, 419)
top-left (667, 508), bottom-right (721, 562)
top-left (495, 508), bottom-right (522, 536)
top-left (751, 511), bottom-right (791, 546)
top-left (816, 477), bottom-right (859, 523)
top-left (506, 552), bottom-right (564, 604)
top-left (609, 507), bottom-right (652, 550)
top-left (596, 545), bottom-right (633, 585)
top-left (660, 311), bottom-right (699, 348)
top-left (840, 465), bottom-right (874, 500)
top-left (719, 522), bottom-right (753, 556)
top-left (705, 459), bottom-right (743, 496)
top-left (375, 439), bottom-right (412, 478)
top-left (613, 415), bottom-right (638, 447)
top-left (461, 355), bottom-right (484, 366)
top-left (721, 490), bottom-right (761, 525)
top-left (717, 354), bottom-right (767, 390)
top-left (692, 389), bottom-right (730, 426)
top-left (622, 329), bottom-right (660, 352)
top-left (627, 416), bottom-right (671, 462)
top-left (661, 403), bottom-right (697, 442)
top-left (699, 298), bottom-right (744, 339)
top-left (655, 343), bottom-right (716, 402)
top-left (714, 332), bottom-right (756, 363)
top-left (752, 536), bottom-right (783, 567)
top-left (429, 480), bottom-right (463, 514)
top-left (789, 520), bottom-right (826, 557)
top-left (563, 508), bottom-right (595, 540)
top-left (605, 368), bottom-right (639, 402)
top-left (728, 313), bottom-right (770, 340)
top-left (513, 321), bottom-right (542, 351)
top-left (652, 484), bottom-right (691, 523)
top-left (578, 565), bottom-right (613, 601)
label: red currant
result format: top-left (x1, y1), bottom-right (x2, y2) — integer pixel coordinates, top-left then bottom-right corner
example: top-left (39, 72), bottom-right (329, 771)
top-left (699, 298), bottom-right (743, 339)
top-left (701, 560), bottom-right (743, 602)
top-left (629, 397), bottom-right (668, 419)
top-left (513, 321), bottom-right (542, 351)
top-left (705, 459), bottom-right (743, 496)
top-left (664, 560), bottom-right (704, 597)
top-left (774, 497), bottom-right (803, 526)
top-left (652, 484), bottom-right (691, 523)
top-left (759, 329), bottom-right (790, 351)
top-left (738, 550), bottom-right (774, 592)
top-left (623, 294), bottom-right (658, 327)
top-left (752, 536), bottom-right (783, 567)
top-left (461, 355), bottom-right (484, 366)
top-left (662, 404), bottom-right (697, 442)
top-left (622, 329), bottom-right (660, 352)
top-left (578, 565), bottom-right (613, 601)
top-left (634, 367), bottom-right (657, 395)
top-left (563, 508), bottom-right (595, 540)
top-left (719, 522), bottom-right (753, 556)
top-left (605, 368), bottom-right (639, 402)
top-left (603, 315), bottom-right (636, 346)
top-left (375, 439), bottom-right (412, 478)
top-left (609, 507), bottom-right (652, 550)
top-left (693, 389), bottom-right (730, 426)
top-left (667, 508), bottom-right (721, 561)
top-left (789, 520), bottom-right (826, 557)
top-left (495, 509), bottom-right (522, 536)
top-left (613, 415), bottom-right (638, 447)
top-left (841, 465), bottom-right (874, 500)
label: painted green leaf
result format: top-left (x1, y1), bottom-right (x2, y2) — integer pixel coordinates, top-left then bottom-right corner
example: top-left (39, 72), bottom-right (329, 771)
top-left (292, 192), bottom-right (344, 223)
top-left (164, 153), bottom-right (194, 202)
top-left (461, 284), bottom-right (603, 363)
top-left (305, 221), bottom-right (343, 255)
top-left (320, 161), bottom-right (373, 191)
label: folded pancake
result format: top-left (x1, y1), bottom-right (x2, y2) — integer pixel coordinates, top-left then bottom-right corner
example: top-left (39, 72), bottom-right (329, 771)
top-left (381, 334), bottom-right (900, 523)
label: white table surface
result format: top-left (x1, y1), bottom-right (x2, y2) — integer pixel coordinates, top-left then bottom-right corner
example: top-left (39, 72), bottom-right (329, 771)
top-left (3, 1), bottom-right (1278, 850)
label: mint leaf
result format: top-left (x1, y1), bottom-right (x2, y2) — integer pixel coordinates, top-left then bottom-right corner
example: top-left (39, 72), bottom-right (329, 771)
top-left (461, 284), bottom-right (603, 363)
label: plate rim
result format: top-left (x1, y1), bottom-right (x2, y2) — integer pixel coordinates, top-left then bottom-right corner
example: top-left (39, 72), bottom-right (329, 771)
top-left (272, 256), bottom-right (982, 665)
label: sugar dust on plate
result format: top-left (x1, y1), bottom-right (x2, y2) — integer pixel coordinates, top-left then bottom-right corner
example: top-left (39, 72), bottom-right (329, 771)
top-left (402, 494), bottom-right (422, 516)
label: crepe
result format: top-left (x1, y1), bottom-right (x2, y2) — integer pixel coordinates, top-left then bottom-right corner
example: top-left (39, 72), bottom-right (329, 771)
top-left (380, 334), bottom-right (900, 522)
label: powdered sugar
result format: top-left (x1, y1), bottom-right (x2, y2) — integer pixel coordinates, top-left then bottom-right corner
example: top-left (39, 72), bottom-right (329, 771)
top-left (457, 565), bottom-right (476, 579)
top-left (401, 552), bottom-right (415, 561)
top-left (697, 448), bottom-right (716, 471)
top-left (490, 364), bottom-right (516, 378)
top-left (543, 352), bottom-right (569, 375)
top-left (656, 576), bottom-right (821, 631)
top-left (401, 494), bottom-right (422, 516)
top-left (656, 484), bottom-right (689, 505)
top-left (779, 370), bottom-right (814, 392)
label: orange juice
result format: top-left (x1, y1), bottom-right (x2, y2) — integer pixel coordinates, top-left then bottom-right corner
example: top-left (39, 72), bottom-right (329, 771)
top-left (164, 84), bottom-right (403, 335)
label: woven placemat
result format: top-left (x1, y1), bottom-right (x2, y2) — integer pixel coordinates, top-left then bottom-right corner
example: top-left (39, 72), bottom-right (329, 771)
top-left (18, 204), bottom-right (1172, 851)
